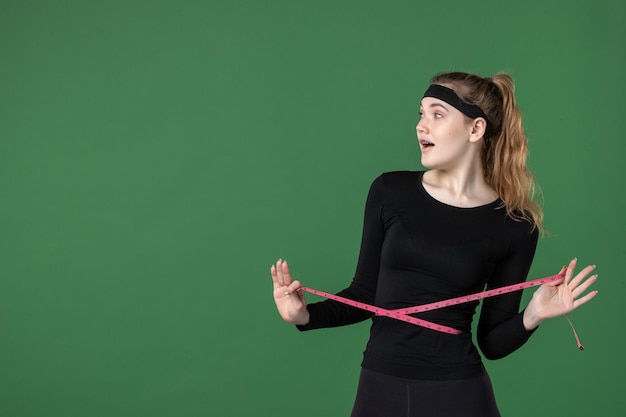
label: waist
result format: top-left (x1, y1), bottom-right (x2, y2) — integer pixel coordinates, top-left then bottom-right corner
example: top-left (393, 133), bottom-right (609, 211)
top-left (362, 317), bottom-right (484, 380)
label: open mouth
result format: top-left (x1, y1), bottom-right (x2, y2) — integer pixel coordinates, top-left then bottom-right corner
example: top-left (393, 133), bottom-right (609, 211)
top-left (420, 140), bottom-right (434, 148)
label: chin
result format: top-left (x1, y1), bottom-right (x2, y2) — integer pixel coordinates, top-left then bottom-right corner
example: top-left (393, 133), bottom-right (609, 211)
top-left (420, 157), bottom-right (435, 169)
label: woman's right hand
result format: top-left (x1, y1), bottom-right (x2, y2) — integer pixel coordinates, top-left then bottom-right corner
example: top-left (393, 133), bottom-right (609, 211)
top-left (271, 259), bottom-right (310, 326)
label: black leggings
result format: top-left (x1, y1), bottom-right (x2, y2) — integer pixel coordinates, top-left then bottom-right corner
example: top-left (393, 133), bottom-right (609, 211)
top-left (350, 368), bottom-right (501, 417)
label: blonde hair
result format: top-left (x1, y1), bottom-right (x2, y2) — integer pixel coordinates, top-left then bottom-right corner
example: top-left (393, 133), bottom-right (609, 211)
top-left (430, 72), bottom-right (544, 232)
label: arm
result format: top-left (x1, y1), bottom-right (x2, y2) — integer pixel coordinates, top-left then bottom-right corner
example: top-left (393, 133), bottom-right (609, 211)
top-left (270, 175), bottom-right (386, 330)
top-left (477, 230), bottom-right (599, 359)
top-left (299, 174), bottom-right (386, 330)
top-left (477, 226), bottom-right (539, 360)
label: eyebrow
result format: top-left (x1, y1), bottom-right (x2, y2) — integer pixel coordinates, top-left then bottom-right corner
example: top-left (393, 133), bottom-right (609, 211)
top-left (419, 102), bottom-right (450, 112)
top-left (428, 102), bottom-right (449, 110)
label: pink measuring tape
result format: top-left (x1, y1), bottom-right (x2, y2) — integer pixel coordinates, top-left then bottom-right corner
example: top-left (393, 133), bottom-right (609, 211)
top-left (300, 267), bottom-right (585, 350)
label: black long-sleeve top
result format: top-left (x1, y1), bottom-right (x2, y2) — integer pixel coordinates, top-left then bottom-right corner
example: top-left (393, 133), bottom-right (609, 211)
top-left (298, 171), bottom-right (539, 380)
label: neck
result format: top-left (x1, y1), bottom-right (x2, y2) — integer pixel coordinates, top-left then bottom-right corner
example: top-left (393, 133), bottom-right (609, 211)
top-left (422, 164), bottom-right (497, 207)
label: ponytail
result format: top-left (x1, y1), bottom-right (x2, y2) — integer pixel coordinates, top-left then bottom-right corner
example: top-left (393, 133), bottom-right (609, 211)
top-left (486, 75), bottom-right (543, 231)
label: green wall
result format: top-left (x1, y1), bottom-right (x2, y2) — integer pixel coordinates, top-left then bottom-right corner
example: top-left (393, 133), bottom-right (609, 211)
top-left (1, 1), bottom-right (624, 415)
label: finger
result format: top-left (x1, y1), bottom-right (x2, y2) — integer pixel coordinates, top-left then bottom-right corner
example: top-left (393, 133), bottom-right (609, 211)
top-left (572, 274), bottom-right (598, 299)
top-left (564, 258), bottom-right (578, 285)
top-left (286, 280), bottom-right (302, 295)
top-left (271, 264), bottom-right (280, 289)
top-left (548, 265), bottom-right (568, 286)
top-left (297, 287), bottom-right (306, 303)
top-left (569, 264), bottom-right (596, 289)
top-left (270, 265), bottom-right (280, 289)
top-left (275, 259), bottom-right (284, 286)
top-left (548, 277), bottom-right (565, 287)
top-left (281, 260), bottom-right (293, 287)
top-left (573, 289), bottom-right (599, 309)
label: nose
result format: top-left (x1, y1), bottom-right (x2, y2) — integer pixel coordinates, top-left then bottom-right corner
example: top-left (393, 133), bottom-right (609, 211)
top-left (416, 117), bottom-right (427, 135)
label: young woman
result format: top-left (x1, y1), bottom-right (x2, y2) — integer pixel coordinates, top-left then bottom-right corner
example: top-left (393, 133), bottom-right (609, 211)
top-left (270, 71), bottom-right (598, 417)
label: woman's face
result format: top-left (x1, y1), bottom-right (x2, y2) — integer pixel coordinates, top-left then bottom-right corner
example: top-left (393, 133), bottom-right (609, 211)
top-left (416, 96), bottom-right (476, 170)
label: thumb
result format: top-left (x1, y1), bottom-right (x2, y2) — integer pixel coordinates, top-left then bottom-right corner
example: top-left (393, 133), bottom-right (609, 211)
top-left (286, 280), bottom-right (303, 295)
top-left (548, 265), bottom-right (567, 287)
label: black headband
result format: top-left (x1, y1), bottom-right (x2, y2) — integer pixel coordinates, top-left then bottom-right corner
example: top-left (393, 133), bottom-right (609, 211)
top-left (423, 84), bottom-right (493, 139)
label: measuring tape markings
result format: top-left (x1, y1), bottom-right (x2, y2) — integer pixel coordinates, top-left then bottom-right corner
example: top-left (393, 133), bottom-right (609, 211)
top-left (301, 286), bottom-right (462, 335)
top-left (392, 272), bottom-right (563, 316)
top-left (299, 268), bottom-right (586, 349)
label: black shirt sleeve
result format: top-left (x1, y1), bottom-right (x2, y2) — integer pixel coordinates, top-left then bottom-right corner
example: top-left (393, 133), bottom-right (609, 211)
top-left (476, 224), bottom-right (539, 359)
top-left (297, 175), bottom-right (385, 330)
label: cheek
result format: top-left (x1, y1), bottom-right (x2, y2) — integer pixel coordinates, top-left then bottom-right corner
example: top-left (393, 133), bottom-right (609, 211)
top-left (444, 123), bottom-right (470, 140)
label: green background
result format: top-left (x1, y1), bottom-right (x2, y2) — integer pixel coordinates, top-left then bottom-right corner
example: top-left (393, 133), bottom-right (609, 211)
top-left (1, 1), bottom-right (624, 416)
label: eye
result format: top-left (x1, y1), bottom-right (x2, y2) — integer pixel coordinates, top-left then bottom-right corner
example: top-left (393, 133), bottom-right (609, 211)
top-left (434, 113), bottom-right (443, 119)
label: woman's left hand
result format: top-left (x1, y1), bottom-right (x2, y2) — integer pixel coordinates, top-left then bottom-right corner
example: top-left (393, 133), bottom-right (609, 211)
top-left (523, 258), bottom-right (598, 331)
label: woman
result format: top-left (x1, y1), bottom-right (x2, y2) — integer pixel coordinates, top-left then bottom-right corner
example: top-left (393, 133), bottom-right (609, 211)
top-left (270, 71), bottom-right (598, 416)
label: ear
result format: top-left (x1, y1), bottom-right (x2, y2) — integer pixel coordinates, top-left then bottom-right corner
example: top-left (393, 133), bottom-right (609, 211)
top-left (469, 117), bottom-right (488, 143)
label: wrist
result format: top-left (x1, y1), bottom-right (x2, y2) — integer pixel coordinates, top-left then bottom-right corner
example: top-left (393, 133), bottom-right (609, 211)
top-left (294, 317), bottom-right (310, 326)
top-left (291, 309), bottom-right (310, 326)
top-left (293, 311), bottom-right (311, 329)
top-left (522, 306), bottom-right (543, 331)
